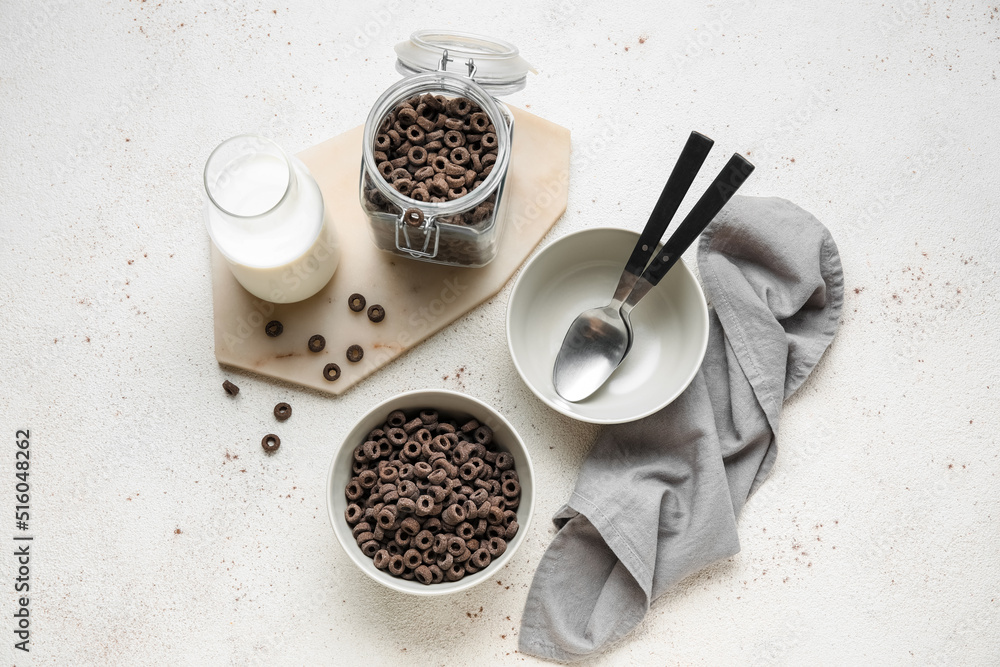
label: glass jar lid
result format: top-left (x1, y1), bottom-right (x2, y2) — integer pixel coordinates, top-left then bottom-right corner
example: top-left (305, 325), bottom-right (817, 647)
top-left (394, 30), bottom-right (535, 95)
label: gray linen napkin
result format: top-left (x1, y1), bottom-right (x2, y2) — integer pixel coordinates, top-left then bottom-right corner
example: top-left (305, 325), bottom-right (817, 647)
top-left (519, 195), bottom-right (844, 661)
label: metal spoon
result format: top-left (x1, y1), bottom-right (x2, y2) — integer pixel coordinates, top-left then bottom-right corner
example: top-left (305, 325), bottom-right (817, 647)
top-left (553, 152), bottom-right (755, 402)
top-left (552, 132), bottom-right (715, 402)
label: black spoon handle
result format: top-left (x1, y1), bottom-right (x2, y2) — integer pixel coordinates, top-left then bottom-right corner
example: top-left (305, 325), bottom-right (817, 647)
top-left (623, 153), bottom-right (755, 307)
top-left (610, 131), bottom-right (714, 302)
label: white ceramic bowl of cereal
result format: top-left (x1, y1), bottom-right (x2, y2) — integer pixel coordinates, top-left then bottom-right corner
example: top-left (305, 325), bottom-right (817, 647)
top-left (507, 227), bottom-right (709, 424)
top-left (326, 389), bottom-right (534, 596)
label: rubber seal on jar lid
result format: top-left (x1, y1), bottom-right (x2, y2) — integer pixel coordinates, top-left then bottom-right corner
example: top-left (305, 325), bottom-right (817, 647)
top-left (394, 30), bottom-right (536, 95)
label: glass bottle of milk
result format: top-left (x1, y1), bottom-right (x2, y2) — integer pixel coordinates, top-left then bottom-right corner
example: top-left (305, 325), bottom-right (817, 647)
top-left (204, 135), bottom-right (340, 303)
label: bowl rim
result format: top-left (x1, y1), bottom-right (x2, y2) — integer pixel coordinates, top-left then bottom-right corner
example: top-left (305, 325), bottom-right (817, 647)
top-left (505, 226), bottom-right (710, 425)
top-left (325, 388), bottom-right (535, 596)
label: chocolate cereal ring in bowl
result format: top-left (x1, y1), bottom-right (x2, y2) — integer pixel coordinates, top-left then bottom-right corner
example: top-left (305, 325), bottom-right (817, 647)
top-left (326, 389), bottom-right (534, 595)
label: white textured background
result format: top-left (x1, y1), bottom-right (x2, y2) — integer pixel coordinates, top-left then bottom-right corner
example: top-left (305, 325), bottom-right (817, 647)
top-left (1, 0), bottom-right (998, 664)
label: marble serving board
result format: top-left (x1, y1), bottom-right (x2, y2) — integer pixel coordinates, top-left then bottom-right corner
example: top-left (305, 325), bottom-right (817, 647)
top-left (211, 106), bottom-right (571, 395)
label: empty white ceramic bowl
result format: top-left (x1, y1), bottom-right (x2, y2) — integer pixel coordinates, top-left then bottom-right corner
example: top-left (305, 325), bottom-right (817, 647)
top-left (506, 227), bottom-right (709, 424)
top-left (326, 389), bottom-right (534, 595)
